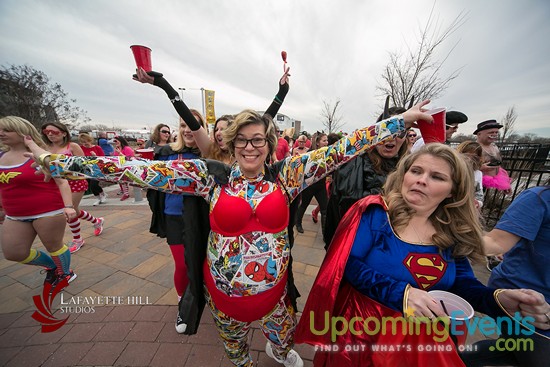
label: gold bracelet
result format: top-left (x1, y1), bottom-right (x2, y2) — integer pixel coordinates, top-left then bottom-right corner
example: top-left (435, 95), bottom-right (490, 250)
top-left (493, 289), bottom-right (513, 317)
top-left (38, 153), bottom-right (52, 167)
top-left (403, 284), bottom-right (412, 316)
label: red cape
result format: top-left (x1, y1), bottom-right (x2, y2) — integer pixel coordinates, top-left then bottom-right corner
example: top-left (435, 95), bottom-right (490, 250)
top-left (295, 195), bottom-right (465, 367)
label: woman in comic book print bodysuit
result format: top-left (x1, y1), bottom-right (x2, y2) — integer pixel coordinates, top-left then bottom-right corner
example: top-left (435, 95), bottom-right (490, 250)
top-left (28, 67), bottom-right (432, 366)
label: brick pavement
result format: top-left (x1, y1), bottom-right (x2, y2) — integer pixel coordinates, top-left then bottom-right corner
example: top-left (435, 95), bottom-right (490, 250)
top-left (0, 188), bottom-right (494, 366)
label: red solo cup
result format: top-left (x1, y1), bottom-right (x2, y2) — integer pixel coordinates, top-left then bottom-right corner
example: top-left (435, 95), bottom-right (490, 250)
top-left (429, 290), bottom-right (474, 347)
top-left (417, 107), bottom-right (446, 143)
top-left (136, 148), bottom-right (154, 160)
top-left (130, 45), bottom-right (152, 72)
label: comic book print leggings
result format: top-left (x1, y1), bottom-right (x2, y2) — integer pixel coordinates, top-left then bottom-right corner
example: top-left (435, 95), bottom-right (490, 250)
top-left (204, 286), bottom-right (297, 366)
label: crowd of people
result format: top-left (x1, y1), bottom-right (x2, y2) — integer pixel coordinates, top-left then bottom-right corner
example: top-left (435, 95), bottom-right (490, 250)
top-left (1, 61), bottom-right (549, 367)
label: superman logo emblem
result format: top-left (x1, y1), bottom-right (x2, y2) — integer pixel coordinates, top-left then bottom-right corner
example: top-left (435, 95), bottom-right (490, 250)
top-left (403, 253), bottom-right (447, 290)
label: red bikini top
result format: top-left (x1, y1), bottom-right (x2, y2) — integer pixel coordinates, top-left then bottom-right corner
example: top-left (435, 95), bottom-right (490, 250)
top-left (210, 186), bottom-right (289, 236)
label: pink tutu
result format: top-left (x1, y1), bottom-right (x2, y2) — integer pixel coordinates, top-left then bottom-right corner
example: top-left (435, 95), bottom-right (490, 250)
top-left (482, 167), bottom-right (511, 191)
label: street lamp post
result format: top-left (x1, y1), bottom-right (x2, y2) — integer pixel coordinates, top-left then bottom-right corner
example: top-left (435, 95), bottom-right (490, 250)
top-left (178, 87), bottom-right (205, 117)
top-left (178, 87), bottom-right (186, 101)
top-left (200, 87), bottom-right (206, 118)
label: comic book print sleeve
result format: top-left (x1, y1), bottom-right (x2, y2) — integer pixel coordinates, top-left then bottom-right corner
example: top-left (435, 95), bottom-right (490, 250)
top-left (276, 116), bottom-right (405, 200)
top-left (344, 210), bottom-right (409, 312)
top-left (48, 155), bottom-right (214, 199)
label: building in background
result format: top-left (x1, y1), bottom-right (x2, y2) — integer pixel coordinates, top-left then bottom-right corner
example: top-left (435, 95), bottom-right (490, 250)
top-left (257, 111), bottom-right (299, 134)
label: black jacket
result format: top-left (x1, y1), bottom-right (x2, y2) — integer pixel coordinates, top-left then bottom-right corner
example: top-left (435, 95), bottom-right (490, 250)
top-left (324, 154), bottom-right (398, 247)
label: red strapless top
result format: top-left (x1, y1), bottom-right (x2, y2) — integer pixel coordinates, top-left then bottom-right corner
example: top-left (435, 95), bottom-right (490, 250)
top-left (210, 186), bottom-right (289, 236)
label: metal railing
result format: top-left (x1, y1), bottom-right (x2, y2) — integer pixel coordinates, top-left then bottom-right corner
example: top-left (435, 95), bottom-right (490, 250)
top-left (481, 143), bottom-right (550, 228)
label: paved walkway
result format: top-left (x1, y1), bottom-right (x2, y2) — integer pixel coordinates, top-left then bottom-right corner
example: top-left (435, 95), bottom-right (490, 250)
top-left (0, 186), bottom-right (492, 366)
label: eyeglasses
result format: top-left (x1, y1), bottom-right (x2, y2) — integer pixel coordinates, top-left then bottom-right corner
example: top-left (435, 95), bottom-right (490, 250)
top-left (160, 130), bottom-right (171, 134)
top-left (395, 130), bottom-right (408, 139)
top-left (42, 129), bottom-right (62, 135)
top-left (407, 134), bottom-right (417, 138)
top-left (234, 137), bottom-right (268, 148)
top-left (445, 124), bottom-right (458, 130)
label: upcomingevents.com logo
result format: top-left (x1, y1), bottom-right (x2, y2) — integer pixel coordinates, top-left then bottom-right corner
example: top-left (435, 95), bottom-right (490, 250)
top-left (32, 278), bottom-right (70, 333)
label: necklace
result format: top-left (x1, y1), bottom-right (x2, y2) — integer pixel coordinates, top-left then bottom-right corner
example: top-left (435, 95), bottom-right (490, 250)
top-left (411, 223), bottom-right (429, 245)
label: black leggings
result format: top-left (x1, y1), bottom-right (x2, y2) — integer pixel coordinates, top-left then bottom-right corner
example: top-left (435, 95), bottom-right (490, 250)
top-left (87, 179), bottom-right (104, 196)
top-left (296, 179), bottom-right (328, 228)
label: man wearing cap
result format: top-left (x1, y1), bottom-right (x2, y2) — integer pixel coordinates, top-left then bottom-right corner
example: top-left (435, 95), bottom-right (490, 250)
top-left (474, 119), bottom-right (512, 273)
top-left (411, 110), bottom-right (468, 152)
top-left (474, 119), bottom-right (512, 193)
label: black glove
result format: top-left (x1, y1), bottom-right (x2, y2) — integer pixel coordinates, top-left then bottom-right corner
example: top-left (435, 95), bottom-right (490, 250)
top-left (264, 80), bottom-right (289, 118)
top-left (132, 71), bottom-right (163, 79)
top-left (149, 73), bottom-right (201, 131)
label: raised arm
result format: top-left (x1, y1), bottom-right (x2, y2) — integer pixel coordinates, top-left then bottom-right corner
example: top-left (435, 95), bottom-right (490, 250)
top-left (263, 66), bottom-right (290, 119)
top-left (24, 136), bottom-right (214, 199)
top-left (133, 68), bottom-right (212, 157)
top-left (277, 100), bottom-right (431, 200)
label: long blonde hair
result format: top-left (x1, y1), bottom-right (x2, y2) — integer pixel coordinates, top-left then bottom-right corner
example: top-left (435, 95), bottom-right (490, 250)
top-left (78, 132), bottom-right (94, 145)
top-left (383, 144), bottom-right (484, 261)
top-left (0, 116), bottom-right (47, 151)
top-left (170, 109), bottom-right (206, 152)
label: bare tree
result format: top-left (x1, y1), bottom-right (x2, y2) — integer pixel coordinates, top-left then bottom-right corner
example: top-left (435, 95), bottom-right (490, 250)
top-left (78, 123), bottom-right (111, 132)
top-left (499, 106), bottom-right (517, 144)
top-left (320, 99), bottom-right (345, 133)
top-left (0, 64), bottom-right (90, 129)
top-left (376, 4), bottom-right (467, 107)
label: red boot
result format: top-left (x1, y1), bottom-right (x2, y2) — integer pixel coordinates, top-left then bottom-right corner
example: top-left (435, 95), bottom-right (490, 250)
top-left (311, 205), bottom-right (320, 223)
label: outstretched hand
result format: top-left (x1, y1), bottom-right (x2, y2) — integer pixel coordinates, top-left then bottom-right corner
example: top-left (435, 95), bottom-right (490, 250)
top-left (133, 67), bottom-right (155, 84)
top-left (497, 289), bottom-right (550, 330)
top-left (23, 136), bottom-right (52, 182)
top-left (402, 100), bottom-right (432, 129)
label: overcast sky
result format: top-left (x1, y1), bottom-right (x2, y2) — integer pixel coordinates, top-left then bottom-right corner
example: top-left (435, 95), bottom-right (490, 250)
top-left (1, 0), bottom-right (549, 137)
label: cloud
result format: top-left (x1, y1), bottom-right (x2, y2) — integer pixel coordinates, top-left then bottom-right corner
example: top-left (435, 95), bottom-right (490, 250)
top-left (1, 0), bottom-right (549, 137)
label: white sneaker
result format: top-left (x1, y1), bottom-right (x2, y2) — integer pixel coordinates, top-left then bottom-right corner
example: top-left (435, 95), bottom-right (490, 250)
top-left (265, 342), bottom-right (304, 367)
top-left (175, 312), bottom-right (187, 334)
top-left (93, 192), bottom-right (107, 206)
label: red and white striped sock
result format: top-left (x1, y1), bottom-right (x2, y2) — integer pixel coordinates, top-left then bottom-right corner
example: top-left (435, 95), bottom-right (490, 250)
top-left (121, 183), bottom-right (129, 196)
top-left (67, 217), bottom-right (82, 240)
top-left (78, 209), bottom-right (99, 225)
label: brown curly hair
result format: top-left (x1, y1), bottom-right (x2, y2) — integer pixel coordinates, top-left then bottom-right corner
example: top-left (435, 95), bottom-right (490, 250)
top-left (207, 114), bottom-right (234, 163)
